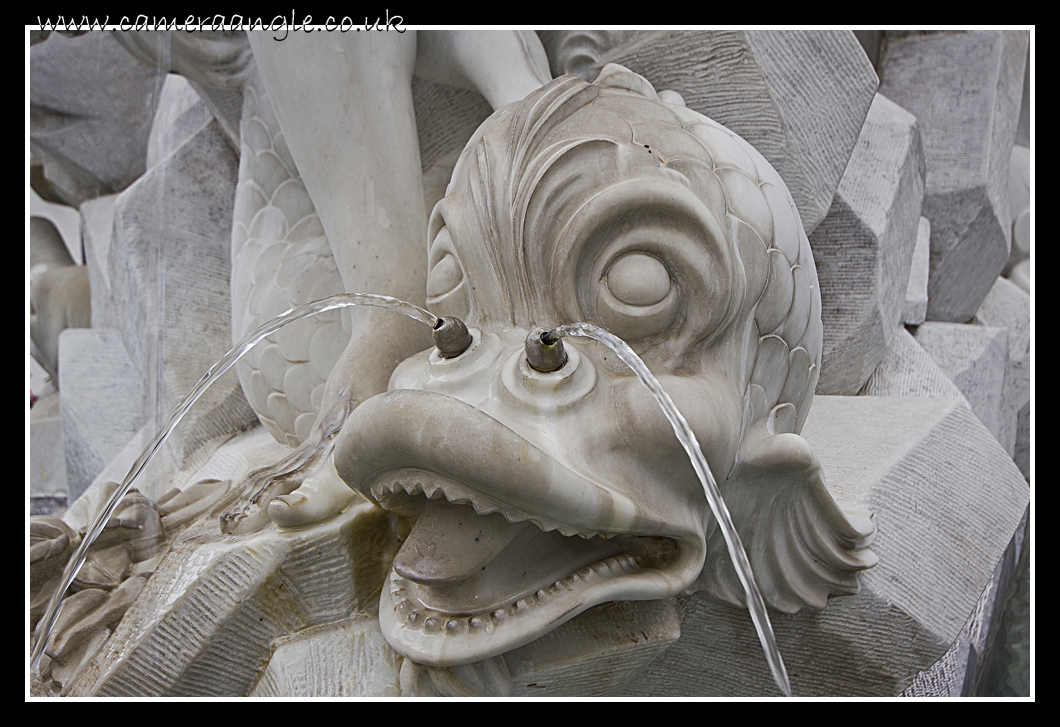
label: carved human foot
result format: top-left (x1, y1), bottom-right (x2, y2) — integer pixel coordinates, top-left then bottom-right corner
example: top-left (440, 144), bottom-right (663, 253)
top-left (220, 448), bottom-right (323, 535)
top-left (220, 398), bottom-right (353, 535)
top-left (268, 455), bottom-right (361, 528)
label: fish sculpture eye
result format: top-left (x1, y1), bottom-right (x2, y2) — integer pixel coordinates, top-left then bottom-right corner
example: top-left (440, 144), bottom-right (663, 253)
top-left (604, 252), bottom-right (672, 306)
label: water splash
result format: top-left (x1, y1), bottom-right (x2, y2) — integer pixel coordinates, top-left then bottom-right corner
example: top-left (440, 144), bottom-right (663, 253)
top-left (549, 322), bottom-right (792, 697)
top-left (30, 293), bottom-right (438, 671)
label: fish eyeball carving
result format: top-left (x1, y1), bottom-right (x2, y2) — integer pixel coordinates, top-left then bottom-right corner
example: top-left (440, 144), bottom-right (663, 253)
top-left (334, 64), bottom-right (877, 668)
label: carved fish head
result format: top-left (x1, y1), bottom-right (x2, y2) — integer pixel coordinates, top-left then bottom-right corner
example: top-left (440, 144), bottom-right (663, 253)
top-left (335, 65), bottom-right (876, 667)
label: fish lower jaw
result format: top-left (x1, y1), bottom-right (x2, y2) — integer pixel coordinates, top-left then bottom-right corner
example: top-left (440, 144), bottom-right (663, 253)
top-left (378, 533), bottom-right (684, 667)
top-left (390, 547), bottom-right (647, 626)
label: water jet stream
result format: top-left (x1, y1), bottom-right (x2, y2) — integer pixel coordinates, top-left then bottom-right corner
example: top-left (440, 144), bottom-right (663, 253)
top-left (30, 293), bottom-right (438, 671)
top-left (550, 321), bottom-right (792, 697)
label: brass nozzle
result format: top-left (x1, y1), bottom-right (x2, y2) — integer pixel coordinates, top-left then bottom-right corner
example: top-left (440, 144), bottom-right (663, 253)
top-left (525, 328), bottom-right (567, 373)
top-left (433, 316), bottom-right (473, 358)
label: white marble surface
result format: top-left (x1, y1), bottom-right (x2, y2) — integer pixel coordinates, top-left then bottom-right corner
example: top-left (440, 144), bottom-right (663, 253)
top-left (29, 28), bottom-right (1032, 699)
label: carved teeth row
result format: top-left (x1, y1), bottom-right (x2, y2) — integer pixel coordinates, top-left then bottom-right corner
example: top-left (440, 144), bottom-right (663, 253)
top-left (390, 552), bottom-right (646, 636)
top-left (371, 477), bottom-right (618, 541)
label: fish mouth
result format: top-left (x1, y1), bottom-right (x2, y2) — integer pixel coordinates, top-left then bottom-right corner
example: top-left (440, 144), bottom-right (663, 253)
top-left (334, 389), bottom-right (705, 667)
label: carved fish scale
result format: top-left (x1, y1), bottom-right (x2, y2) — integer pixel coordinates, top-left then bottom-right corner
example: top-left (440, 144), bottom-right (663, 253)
top-left (230, 65), bottom-right (350, 447)
top-left (666, 106), bottom-right (823, 437)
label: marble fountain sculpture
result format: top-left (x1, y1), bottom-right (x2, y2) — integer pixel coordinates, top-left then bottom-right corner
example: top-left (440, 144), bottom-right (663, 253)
top-left (29, 29), bottom-right (1030, 697)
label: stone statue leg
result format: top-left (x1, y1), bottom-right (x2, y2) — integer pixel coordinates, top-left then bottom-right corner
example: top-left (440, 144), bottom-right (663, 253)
top-left (226, 30), bottom-right (554, 533)
top-left (223, 31), bottom-right (432, 532)
top-left (222, 30), bottom-right (553, 532)
top-left (414, 30), bottom-right (551, 110)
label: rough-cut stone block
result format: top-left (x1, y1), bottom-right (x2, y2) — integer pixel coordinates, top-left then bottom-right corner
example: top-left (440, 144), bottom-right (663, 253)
top-left (411, 77), bottom-right (494, 222)
top-left (145, 74), bottom-right (216, 169)
top-left (249, 617), bottom-right (403, 697)
top-left (904, 217), bottom-right (931, 325)
top-left (412, 76), bottom-right (493, 176)
top-left (627, 396), bottom-right (1028, 696)
top-left (30, 392), bottom-right (68, 501)
top-left (537, 29), bottom-right (879, 233)
top-left (30, 31), bottom-right (163, 207)
top-left (975, 277), bottom-right (1031, 475)
top-left (904, 510), bottom-right (1028, 696)
top-left (506, 600), bottom-right (681, 697)
top-left (107, 106), bottom-right (257, 465)
top-left (858, 326), bottom-right (970, 408)
top-left (248, 600), bottom-right (681, 697)
top-left (900, 627), bottom-right (971, 697)
top-left (970, 514), bottom-right (1030, 696)
top-left (912, 322), bottom-right (1009, 449)
top-left (70, 491), bottom-right (396, 697)
top-left (185, 80), bottom-right (244, 152)
top-left (1015, 46), bottom-right (1030, 149)
top-left (80, 193), bottom-right (119, 330)
top-left (810, 93), bottom-right (925, 394)
top-left (57, 329), bottom-right (145, 502)
top-left (853, 30), bottom-right (881, 69)
top-left (878, 31), bottom-right (1029, 322)
top-left (109, 29), bottom-right (251, 154)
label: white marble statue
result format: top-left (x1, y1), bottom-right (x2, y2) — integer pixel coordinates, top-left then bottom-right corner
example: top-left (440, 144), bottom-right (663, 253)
top-left (329, 64), bottom-right (877, 668)
top-left (29, 216), bottom-right (90, 382)
top-left (29, 28), bottom-right (1030, 698)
